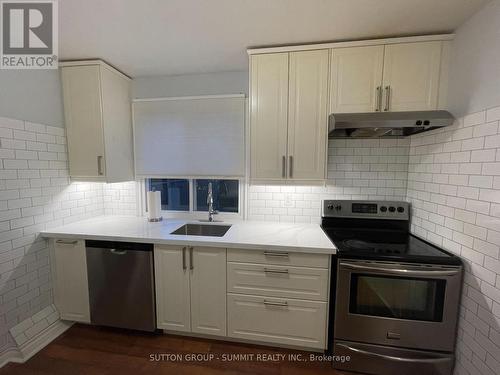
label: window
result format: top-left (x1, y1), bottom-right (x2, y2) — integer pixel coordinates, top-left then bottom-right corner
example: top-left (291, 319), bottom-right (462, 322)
top-left (194, 179), bottom-right (239, 213)
top-left (146, 179), bottom-right (189, 211)
top-left (145, 178), bottom-right (240, 215)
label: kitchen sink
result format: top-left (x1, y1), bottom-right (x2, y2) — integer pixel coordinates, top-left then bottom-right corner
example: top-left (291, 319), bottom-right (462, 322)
top-left (170, 223), bottom-right (232, 237)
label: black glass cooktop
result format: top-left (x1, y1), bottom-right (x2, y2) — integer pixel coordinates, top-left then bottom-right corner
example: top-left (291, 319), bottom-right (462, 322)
top-left (321, 224), bottom-right (462, 265)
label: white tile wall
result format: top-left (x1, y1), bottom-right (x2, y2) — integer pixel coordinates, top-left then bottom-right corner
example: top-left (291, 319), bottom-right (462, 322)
top-left (247, 138), bottom-right (410, 223)
top-left (103, 181), bottom-right (138, 216)
top-left (406, 107), bottom-right (500, 375)
top-left (0, 116), bottom-right (105, 355)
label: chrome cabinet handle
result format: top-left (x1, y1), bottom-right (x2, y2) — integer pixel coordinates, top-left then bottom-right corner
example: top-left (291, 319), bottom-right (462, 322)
top-left (263, 300), bottom-right (288, 307)
top-left (263, 251), bottom-right (289, 258)
top-left (56, 240), bottom-right (78, 245)
top-left (264, 268), bottom-right (289, 275)
top-left (97, 155), bottom-right (104, 175)
top-left (336, 343), bottom-right (451, 364)
top-left (189, 247), bottom-right (194, 270)
top-left (289, 156), bottom-right (293, 178)
top-left (282, 156), bottom-right (286, 178)
top-left (384, 85), bottom-right (391, 111)
top-left (340, 261), bottom-right (461, 277)
top-left (375, 86), bottom-right (382, 111)
top-left (182, 247), bottom-right (187, 270)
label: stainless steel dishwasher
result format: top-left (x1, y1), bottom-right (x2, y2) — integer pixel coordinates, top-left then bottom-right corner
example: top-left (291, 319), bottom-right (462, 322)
top-left (85, 240), bottom-right (156, 332)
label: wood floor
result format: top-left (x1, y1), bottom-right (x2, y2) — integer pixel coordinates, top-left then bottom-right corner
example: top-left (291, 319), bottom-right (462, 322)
top-left (1, 324), bottom-right (349, 375)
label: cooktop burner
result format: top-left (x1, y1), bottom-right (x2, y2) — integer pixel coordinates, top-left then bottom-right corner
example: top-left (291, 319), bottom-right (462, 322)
top-left (321, 200), bottom-right (462, 265)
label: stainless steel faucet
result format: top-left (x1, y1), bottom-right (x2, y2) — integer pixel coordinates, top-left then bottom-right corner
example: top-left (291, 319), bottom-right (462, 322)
top-left (207, 182), bottom-right (218, 222)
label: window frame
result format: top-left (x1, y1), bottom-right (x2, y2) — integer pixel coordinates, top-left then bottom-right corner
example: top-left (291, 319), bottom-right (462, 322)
top-left (140, 177), bottom-right (244, 220)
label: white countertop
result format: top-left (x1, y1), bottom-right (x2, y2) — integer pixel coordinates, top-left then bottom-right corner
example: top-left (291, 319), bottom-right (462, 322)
top-left (39, 216), bottom-right (336, 254)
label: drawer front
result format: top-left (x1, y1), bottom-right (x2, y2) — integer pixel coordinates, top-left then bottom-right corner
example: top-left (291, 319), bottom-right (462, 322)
top-left (227, 262), bottom-right (329, 301)
top-left (227, 293), bottom-right (327, 349)
top-left (227, 248), bottom-right (330, 269)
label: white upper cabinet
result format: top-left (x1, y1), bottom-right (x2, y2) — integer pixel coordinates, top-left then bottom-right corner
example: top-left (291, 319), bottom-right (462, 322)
top-left (250, 53), bottom-right (289, 180)
top-left (329, 46), bottom-right (384, 113)
top-left (287, 50), bottom-right (329, 180)
top-left (382, 41), bottom-right (442, 111)
top-left (250, 50), bottom-right (328, 181)
top-left (61, 60), bottom-right (134, 182)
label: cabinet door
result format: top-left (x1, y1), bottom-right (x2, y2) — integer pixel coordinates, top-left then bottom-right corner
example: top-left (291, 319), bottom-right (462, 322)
top-left (382, 41), bottom-right (442, 111)
top-left (52, 239), bottom-right (90, 323)
top-left (154, 245), bottom-right (191, 332)
top-left (190, 247), bottom-right (226, 336)
top-left (250, 53), bottom-right (289, 180)
top-left (61, 65), bottom-right (106, 178)
top-left (100, 66), bottom-right (134, 182)
top-left (329, 46), bottom-right (384, 113)
top-left (287, 50), bottom-right (329, 180)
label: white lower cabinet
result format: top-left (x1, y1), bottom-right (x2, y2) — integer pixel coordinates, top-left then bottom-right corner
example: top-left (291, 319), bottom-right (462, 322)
top-left (51, 240), bottom-right (330, 351)
top-left (227, 293), bottom-right (327, 350)
top-left (154, 245), bottom-right (226, 336)
top-left (51, 239), bottom-right (90, 323)
top-left (227, 262), bottom-right (329, 301)
top-left (226, 248), bottom-right (330, 350)
top-left (154, 245), bottom-right (191, 332)
top-left (190, 247), bottom-right (227, 336)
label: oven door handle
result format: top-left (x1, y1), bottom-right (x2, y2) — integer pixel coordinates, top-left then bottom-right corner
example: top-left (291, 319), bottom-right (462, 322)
top-left (340, 262), bottom-right (461, 277)
top-left (336, 343), bottom-right (452, 363)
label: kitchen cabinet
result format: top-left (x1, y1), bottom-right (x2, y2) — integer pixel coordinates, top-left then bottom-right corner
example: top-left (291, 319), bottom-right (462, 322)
top-left (154, 245), bottom-right (191, 332)
top-left (329, 41), bottom-right (445, 114)
top-left (381, 41), bottom-right (442, 111)
top-left (250, 53), bottom-right (289, 180)
top-left (250, 50), bottom-right (328, 181)
top-left (154, 245), bottom-right (226, 336)
top-left (51, 239), bottom-right (90, 323)
top-left (287, 50), bottom-right (329, 180)
top-left (61, 60), bottom-right (134, 182)
top-left (329, 45), bottom-right (384, 113)
top-left (227, 294), bottom-right (327, 350)
top-left (226, 248), bottom-right (330, 349)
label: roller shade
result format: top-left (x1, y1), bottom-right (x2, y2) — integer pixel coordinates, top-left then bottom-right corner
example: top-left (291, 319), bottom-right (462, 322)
top-left (133, 95), bottom-right (245, 177)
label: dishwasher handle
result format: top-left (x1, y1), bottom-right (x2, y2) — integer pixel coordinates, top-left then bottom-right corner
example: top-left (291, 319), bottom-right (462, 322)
top-left (109, 249), bottom-right (127, 255)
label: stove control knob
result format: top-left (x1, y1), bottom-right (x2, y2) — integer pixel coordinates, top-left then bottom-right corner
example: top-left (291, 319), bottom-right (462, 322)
top-left (334, 205), bottom-right (342, 211)
top-left (397, 206), bottom-right (405, 213)
top-left (327, 204), bottom-right (334, 210)
top-left (380, 206), bottom-right (387, 212)
top-left (389, 206), bottom-right (396, 212)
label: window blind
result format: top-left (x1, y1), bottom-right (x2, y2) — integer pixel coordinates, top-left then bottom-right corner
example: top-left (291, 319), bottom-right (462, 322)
top-left (133, 95), bottom-right (245, 177)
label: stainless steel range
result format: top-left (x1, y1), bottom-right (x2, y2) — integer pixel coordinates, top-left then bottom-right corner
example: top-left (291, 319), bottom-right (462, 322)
top-left (321, 200), bottom-right (463, 375)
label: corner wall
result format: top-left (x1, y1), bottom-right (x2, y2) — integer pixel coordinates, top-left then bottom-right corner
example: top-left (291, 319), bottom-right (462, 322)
top-left (447, 0), bottom-right (500, 117)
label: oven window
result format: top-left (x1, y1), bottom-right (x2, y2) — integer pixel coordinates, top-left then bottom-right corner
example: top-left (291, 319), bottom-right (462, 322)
top-left (349, 275), bottom-right (446, 322)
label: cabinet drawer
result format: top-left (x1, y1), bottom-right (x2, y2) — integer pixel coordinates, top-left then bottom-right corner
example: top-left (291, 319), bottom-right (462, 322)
top-left (227, 293), bottom-right (327, 349)
top-left (227, 248), bottom-right (329, 269)
top-left (227, 262), bottom-right (328, 301)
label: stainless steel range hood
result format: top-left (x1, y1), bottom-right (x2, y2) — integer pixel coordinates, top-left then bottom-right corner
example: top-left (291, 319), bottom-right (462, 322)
top-left (329, 110), bottom-right (455, 138)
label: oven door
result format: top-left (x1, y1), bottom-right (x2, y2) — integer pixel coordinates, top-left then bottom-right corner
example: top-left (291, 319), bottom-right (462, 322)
top-left (335, 260), bottom-right (462, 352)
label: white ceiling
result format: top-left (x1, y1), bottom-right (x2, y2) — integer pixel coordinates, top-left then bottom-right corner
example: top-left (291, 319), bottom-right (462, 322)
top-left (59, 0), bottom-right (489, 77)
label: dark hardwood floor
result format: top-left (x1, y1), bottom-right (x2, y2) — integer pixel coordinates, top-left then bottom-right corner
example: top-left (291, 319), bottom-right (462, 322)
top-left (1, 324), bottom-right (349, 375)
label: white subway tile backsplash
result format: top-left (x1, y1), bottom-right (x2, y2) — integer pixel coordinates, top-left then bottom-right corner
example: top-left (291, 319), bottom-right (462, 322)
top-left (248, 139), bottom-right (409, 223)
top-left (407, 107), bottom-right (500, 375)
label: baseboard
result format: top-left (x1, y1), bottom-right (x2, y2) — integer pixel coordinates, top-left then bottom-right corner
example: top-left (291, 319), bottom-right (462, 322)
top-left (0, 320), bottom-right (73, 368)
top-left (0, 349), bottom-right (22, 368)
